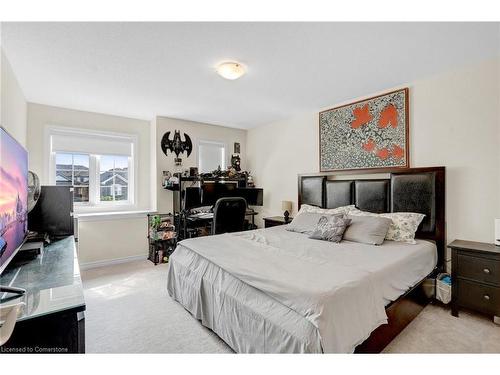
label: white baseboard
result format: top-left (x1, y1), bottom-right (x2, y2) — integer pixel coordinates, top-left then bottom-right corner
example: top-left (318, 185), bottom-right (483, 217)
top-left (80, 254), bottom-right (146, 270)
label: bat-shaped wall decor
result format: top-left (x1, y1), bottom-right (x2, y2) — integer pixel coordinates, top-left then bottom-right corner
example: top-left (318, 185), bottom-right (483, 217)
top-left (161, 130), bottom-right (193, 158)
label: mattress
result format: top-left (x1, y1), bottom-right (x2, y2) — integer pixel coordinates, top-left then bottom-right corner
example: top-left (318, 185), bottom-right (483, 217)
top-left (167, 225), bottom-right (437, 353)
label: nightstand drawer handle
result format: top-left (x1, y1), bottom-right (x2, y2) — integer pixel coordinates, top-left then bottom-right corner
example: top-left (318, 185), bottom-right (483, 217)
top-left (484, 294), bottom-right (490, 301)
top-left (483, 268), bottom-right (491, 274)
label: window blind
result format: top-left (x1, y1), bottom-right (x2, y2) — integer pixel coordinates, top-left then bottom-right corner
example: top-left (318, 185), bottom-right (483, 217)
top-left (50, 131), bottom-right (133, 156)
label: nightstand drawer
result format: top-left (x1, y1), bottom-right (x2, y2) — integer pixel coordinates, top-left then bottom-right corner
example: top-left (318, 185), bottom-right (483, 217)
top-left (457, 254), bottom-right (500, 286)
top-left (458, 279), bottom-right (500, 315)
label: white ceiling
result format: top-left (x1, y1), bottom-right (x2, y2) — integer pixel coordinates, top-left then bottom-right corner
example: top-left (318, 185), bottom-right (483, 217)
top-left (2, 22), bottom-right (499, 129)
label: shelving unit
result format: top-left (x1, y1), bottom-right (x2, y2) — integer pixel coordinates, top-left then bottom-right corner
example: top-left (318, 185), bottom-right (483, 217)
top-left (147, 213), bottom-right (177, 265)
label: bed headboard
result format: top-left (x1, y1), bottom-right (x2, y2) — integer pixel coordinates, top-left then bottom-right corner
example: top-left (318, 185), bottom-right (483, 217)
top-left (298, 167), bottom-right (445, 270)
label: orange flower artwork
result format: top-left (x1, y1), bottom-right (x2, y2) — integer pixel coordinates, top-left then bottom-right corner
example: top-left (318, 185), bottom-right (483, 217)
top-left (392, 144), bottom-right (405, 159)
top-left (362, 139), bottom-right (376, 152)
top-left (351, 105), bottom-right (372, 129)
top-left (378, 104), bottom-right (398, 129)
top-left (319, 88), bottom-right (409, 171)
top-left (376, 148), bottom-right (390, 160)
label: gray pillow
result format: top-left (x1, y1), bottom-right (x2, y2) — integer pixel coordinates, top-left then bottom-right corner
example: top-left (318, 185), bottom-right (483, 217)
top-left (343, 215), bottom-right (392, 245)
top-left (309, 215), bottom-right (352, 243)
top-left (286, 212), bottom-right (339, 235)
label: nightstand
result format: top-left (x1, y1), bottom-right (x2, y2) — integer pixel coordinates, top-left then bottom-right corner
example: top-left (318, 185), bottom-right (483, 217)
top-left (263, 216), bottom-right (292, 228)
top-left (448, 239), bottom-right (500, 324)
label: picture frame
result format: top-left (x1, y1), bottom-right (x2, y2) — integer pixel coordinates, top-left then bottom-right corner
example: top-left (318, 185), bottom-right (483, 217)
top-left (319, 88), bottom-right (409, 172)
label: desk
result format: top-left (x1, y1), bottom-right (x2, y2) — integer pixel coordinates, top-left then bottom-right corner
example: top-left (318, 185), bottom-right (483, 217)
top-left (0, 236), bottom-right (86, 353)
top-left (183, 209), bottom-right (258, 238)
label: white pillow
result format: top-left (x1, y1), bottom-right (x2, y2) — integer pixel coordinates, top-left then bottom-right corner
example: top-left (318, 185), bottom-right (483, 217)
top-left (349, 208), bottom-right (425, 244)
top-left (298, 204), bottom-right (355, 216)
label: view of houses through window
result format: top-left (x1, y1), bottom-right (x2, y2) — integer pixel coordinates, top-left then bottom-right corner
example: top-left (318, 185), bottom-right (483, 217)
top-left (55, 152), bottom-right (129, 204)
top-left (99, 155), bottom-right (129, 202)
top-left (55, 153), bottom-right (90, 202)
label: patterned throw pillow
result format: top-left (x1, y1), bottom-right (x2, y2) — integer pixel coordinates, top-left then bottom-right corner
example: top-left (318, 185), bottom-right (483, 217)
top-left (309, 215), bottom-right (352, 243)
top-left (349, 208), bottom-right (425, 244)
top-left (286, 212), bottom-right (343, 235)
top-left (298, 204), bottom-right (355, 216)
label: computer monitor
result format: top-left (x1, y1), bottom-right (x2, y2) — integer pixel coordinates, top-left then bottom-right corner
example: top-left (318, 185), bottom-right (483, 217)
top-left (28, 186), bottom-right (74, 240)
top-left (201, 182), bottom-right (237, 207)
top-left (236, 188), bottom-right (263, 206)
top-left (184, 187), bottom-right (202, 210)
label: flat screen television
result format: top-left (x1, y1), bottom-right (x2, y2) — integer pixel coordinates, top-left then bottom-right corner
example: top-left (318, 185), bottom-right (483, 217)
top-left (0, 127), bottom-right (28, 275)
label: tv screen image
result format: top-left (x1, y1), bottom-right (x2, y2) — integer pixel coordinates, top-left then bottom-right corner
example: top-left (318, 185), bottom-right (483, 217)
top-left (0, 127), bottom-right (28, 274)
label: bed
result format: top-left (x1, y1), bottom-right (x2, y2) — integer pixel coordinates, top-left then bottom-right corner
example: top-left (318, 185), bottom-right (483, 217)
top-left (167, 167), bottom-right (445, 353)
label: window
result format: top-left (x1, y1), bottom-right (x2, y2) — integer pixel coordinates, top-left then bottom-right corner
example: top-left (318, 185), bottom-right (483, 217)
top-left (198, 140), bottom-right (226, 173)
top-left (47, 126), bottom-right (136, 210)
top-left (55, 153), bottom-right (90, 203)
top-left (99, 155), bottom-right (129, 202)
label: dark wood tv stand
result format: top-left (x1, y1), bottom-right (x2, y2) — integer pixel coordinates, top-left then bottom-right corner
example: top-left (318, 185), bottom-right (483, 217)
top-left (0, 236), bottom-right (86, 353)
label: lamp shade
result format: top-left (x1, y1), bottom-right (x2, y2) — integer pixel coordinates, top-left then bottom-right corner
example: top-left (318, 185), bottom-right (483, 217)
top-left (281, 201), bottom-right (292, 212)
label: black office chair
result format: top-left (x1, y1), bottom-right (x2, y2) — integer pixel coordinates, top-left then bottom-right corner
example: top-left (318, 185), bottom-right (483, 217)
top-left (212, 197), bottom-right (247, 235)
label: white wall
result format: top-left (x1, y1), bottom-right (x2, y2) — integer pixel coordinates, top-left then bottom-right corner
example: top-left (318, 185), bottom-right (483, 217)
top-left (247, 58), bottom-right (500, 246)
top-left (26, 103), bottom-right (153, 265)
top-left (77, 216), bottom-right (147, 266)
top-left (1, 48), bottom-right (27, 146)
top-left (156, 116), bottom-right (247, 213)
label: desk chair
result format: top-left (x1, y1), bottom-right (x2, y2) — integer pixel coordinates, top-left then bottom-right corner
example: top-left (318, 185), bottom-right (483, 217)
top-left (212, 197), bottom-right (247, 235)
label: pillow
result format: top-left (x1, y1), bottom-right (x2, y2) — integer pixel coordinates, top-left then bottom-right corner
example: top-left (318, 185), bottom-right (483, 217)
top-left (286, 212), bottom-right (339, 235)
top-left (309, 215), bottom-right (352, 243)
top-left (349, 208), bottom-right (425, 244)
top-left (298, 204), bottom-right (355, 216)
top-left (343, 215), bottom-right (392, 245)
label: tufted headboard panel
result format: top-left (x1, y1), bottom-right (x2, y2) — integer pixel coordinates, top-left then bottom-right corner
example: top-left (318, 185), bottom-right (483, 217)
top-left (298, 167), bottom-right (445, 269)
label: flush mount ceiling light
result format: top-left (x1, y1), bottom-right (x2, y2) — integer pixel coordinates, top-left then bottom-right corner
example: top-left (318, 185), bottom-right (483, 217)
top-left (216, 61), bottom-right (246, 80)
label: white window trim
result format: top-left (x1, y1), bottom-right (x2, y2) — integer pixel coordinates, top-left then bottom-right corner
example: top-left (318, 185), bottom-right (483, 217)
top-left (198, 139), bottom-right (228, 173)
top-left (44, 125), bottom-right (139, 213)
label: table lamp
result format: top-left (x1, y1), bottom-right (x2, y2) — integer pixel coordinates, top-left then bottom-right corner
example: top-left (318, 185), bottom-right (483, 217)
top-left (282, 201), bottom-right (292, 223)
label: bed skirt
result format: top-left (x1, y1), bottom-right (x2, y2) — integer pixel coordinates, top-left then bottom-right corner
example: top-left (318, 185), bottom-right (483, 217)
top-left (167, 245), bottom-right (323, 353)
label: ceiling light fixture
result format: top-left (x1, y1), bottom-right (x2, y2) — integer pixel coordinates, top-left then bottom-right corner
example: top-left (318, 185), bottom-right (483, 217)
top-left (216, 61), bottom-right (246, 80)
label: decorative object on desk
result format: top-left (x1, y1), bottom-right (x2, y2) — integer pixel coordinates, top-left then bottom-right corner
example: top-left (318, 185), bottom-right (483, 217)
top-left (282, 201), bottom-right (292, 223)
top-left (27, 171), bottom-right (41, 212)
top-left (162, 171), bottom-right (172, 187)
top-left (495, 218), bottom-right (500, 246)
top-left (189, 167), bottom-right (198, 177)
top-left (247, 173), bottom-right (255, 187)
top-left (319, 88), bottom-right (409, 172)
top-left (231, 154), bottom-right (241, 171)
top-left (228, 166), bottom-right (237, 178)
top-left (168, 175), bottom-right (179, 186)
top-left (161, 130), bottom-right (193, 166)
top-left (213, 165), bottom-right (223, 177)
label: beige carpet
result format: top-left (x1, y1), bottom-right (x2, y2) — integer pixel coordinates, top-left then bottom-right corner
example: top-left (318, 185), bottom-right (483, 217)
top-left (81, 260), bottom-right (500, 353)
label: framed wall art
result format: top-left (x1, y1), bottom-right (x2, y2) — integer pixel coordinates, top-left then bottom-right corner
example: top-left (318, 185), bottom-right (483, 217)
top-left (319, 88), bottom-right (409, 172)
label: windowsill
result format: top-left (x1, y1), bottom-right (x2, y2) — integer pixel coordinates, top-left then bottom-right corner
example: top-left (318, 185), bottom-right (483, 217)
top-left (74, 210), bottom-right (155, 222)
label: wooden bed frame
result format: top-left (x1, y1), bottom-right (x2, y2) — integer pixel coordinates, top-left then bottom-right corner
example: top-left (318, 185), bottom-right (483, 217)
top-left (297, 166), bottom-right (446, 353)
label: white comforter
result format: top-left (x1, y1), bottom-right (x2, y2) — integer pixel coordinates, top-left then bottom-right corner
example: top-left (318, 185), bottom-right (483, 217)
top-left (174, 226), bottom-right (437, 353)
